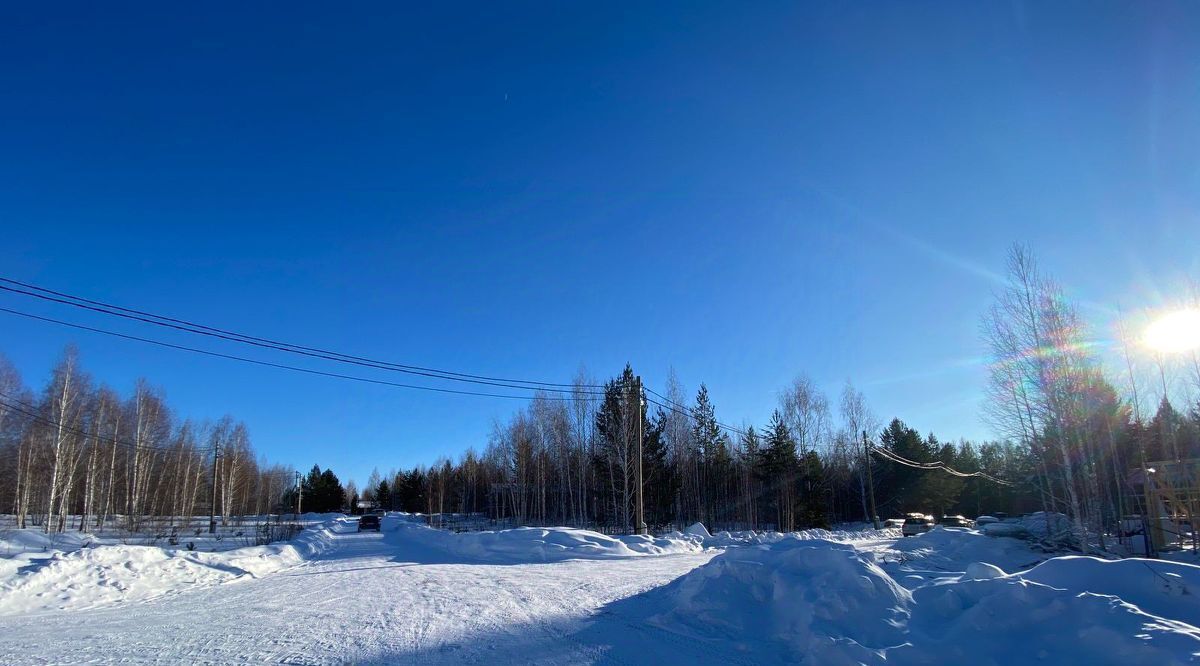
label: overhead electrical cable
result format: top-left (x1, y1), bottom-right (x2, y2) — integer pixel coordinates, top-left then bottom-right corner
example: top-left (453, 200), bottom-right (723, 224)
top-left (643, 394), bottom-right (748, 438)
top-left (868, 444), bottom-right (1013, 485)
top-left (0, 278), bottom-right (605, 392)
top-left (0, 307), bottom-right (594, 402)
top-left (0, 278), bottom-right (765, 427)
top-left (644, 386), bottom-right (757, 439)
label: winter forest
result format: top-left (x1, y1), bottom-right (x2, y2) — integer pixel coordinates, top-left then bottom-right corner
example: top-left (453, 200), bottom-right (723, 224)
top-left (0, 352), bottom-right (297, 533)
top-left (3, 248), bottom-right (1199, 547)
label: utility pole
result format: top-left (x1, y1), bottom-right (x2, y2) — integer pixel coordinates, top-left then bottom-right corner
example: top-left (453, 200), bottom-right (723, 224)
top-left (295, 470), bottom-right (303, 520)
top-left (634, 375), bottom-right (647, 535)
top-left (862, 430), bottom-right (879, 530)
top-left (208, 440), bottom-right (220, 534)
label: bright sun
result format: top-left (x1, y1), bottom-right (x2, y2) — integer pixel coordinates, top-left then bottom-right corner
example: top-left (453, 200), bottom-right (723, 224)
top-left (1144, 308), bottom-right (1200, 354)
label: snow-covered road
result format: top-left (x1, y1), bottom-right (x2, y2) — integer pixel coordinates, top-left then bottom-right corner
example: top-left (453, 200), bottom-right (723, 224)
top-left (0, 520), bottom-right (716, 664)
top-left (6, 518), bottom-right (1198, 664)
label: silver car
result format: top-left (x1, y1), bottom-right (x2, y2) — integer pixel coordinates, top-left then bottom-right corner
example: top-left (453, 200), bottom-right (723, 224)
top-left (901, 515), bottom-right (935, 536)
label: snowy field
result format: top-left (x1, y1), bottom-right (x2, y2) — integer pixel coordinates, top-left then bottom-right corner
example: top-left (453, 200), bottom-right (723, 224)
top-left (0, 515), bottom-right (1197, 664)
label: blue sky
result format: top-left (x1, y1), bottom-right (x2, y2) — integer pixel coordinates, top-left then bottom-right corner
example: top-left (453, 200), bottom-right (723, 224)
top-left (2, 2), bottom-right (1198, 486)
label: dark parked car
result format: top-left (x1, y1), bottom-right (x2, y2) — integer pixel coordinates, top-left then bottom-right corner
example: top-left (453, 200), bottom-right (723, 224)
top-left (938, 515), bottom-right (974, 528)
top-left (358, 513), bottom-right (382, 532)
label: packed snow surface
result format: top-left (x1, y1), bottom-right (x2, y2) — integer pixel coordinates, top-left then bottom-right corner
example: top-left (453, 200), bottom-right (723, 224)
top-left (0, 516), bottom-right (1196, 664)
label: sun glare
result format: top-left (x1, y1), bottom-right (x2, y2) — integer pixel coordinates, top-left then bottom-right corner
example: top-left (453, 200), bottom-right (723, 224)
top-left (1144, 308), bottom-right (1200, 354)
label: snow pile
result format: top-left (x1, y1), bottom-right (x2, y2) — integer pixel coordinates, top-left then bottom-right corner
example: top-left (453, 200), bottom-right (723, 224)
top-left (648, 538), bottom-right (911, 663)
top-left (887, 526), bottom-right (1046, 575)
top-left (386, 520), bottom-right (703, 563)
top-left (0, 529), bottom-right (100, 556)
top-left (616, 533), bottom-right (704, 556)
top-left (979, 511), bottom-right (1080, 546)
top-left (903, 558), bottom-right (1200, 665)
top-left (1013, 510), bottom-right (1079, 544)
top-left (662, 524), bottom-right (899, 549)
top-left (684, 522), bottom-right (712, 538)
top-left (385, 519), bottom-right (899, 564)
top-left (643, 534), bottom-right (1200, 664)
top-left (701, 529), bottom-right (789, 547)
top-left (1016, 556), bottom-right (1200, 624)
top-left (962, 561), bottom-right (1006, 580)
top-left (0, 545), bottom-right (249, 615)
top-left (980, 521), bottom-right (1030, 538)
top-left (0, 517), bottom-right (345, 615)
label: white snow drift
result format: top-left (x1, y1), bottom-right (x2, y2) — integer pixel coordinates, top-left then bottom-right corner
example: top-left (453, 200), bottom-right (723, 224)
top-left (639, 532), bottom-right (1200, 665)
top-left (649, 538), bottom-right (911, 664)
top-left (385, 517), bottom-right (705, 562)
top-left (0, 517), bottom-right (341, 615)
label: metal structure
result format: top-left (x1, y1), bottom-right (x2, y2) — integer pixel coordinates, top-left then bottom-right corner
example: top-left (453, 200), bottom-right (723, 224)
top-left (1130, 457), bottom-right (1200, 554)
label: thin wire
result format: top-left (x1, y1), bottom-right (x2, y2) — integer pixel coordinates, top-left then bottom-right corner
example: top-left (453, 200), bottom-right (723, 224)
top-left (644, 386), bottom-right (688, 412)
top-left (0, 279), bottom-right (605, 392)
top-left (0, 307), bottom-right (596, 402)
top-left (870, 445), bottom-right (944, 469)
top-left (644, 395), bottom-right (747, 438)
top-left (645, 386), bottom-right (756, 440)
top-left (868, 444), bottom-right (1013, 486)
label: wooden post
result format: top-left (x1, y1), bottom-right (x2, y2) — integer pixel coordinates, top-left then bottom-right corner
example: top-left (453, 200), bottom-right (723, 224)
top-left (208, 441), bottom-right (219, 534)
top-left (862, 430), bottom-right (880, 530)
top-left (635, 375), bottom-right (647, 535)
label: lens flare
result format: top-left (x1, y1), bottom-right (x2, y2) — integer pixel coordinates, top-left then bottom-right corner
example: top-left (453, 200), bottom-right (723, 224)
top-left (1144, 309), bottom-right (1200, 353)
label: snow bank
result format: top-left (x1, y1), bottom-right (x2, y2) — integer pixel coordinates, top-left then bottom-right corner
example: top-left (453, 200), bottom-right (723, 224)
top-left (903, 560), bottom-right (1200, 665)
top-left (382, 519), bottom-right (898, 564)
top-left (684, 522), bottom-right (711, 538)
top-left (0, 529), bottom-right (100, 555)
top-left (963, 561), bottom-right (1005, 580)
top-left (649, 538), bottom-right (911, 664)
top-left (979, 511), bottom-right (1082, 546)
top-left (1015, 556), bottom-right (1200, 626)
top-left (698, 527), bottom-right (892, 548)
top-left (701, 529), bottom-right (789, 547)
top-left (386, 520), bottom-right (703, 563)
top-left (0, 517), bottom-right (346, 615)
top-left (887, 526), bottom-right (1046, 575)
top-left (644, 534), bottom-right (1200, 664)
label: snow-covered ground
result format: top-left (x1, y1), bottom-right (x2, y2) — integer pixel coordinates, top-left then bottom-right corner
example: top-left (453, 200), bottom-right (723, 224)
top-left (0, 515), bottom-right (1196, 664)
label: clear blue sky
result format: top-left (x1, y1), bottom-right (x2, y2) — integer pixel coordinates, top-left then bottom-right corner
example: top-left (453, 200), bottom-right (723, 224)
top-left (2, 2), bottom-right (1197, 486)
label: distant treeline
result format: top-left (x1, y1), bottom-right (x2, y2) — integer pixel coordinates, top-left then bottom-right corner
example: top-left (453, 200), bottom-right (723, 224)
top-left (359, 247), bottom-right (1200, 545)
top-left (6, 247), bottom-right (1197, 544)
top-left (356, 366), bottom-right (1197, 534)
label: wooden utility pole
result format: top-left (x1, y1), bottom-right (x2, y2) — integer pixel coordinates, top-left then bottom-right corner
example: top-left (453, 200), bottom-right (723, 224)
top-left (862, 430), bottom-right (879, 529)
top-left (295, 470), bottom-right (303, 519)
top-left (208, 441), bottom-right (220, 534)
top-left (634, 375), bottom-right (647, 535)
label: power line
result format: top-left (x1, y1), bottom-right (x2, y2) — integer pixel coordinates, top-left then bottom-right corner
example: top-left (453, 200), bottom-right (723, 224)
top-left (643, 394), bottom-right (747, 438)
top-left (0, 278), bottom-right (760, 426)
top-left (644, 386), bottom-right (688, 412)
top-left (0, 392), bottom-right (213, 454)
top-left (644, 386), bottom-right (752, 439)
top-left (0, 278), bottom-right (606, 392)
top-left (868, 444), bottom-right (1013, 486)
top-left (0, 307), bottom-right (599, 402)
